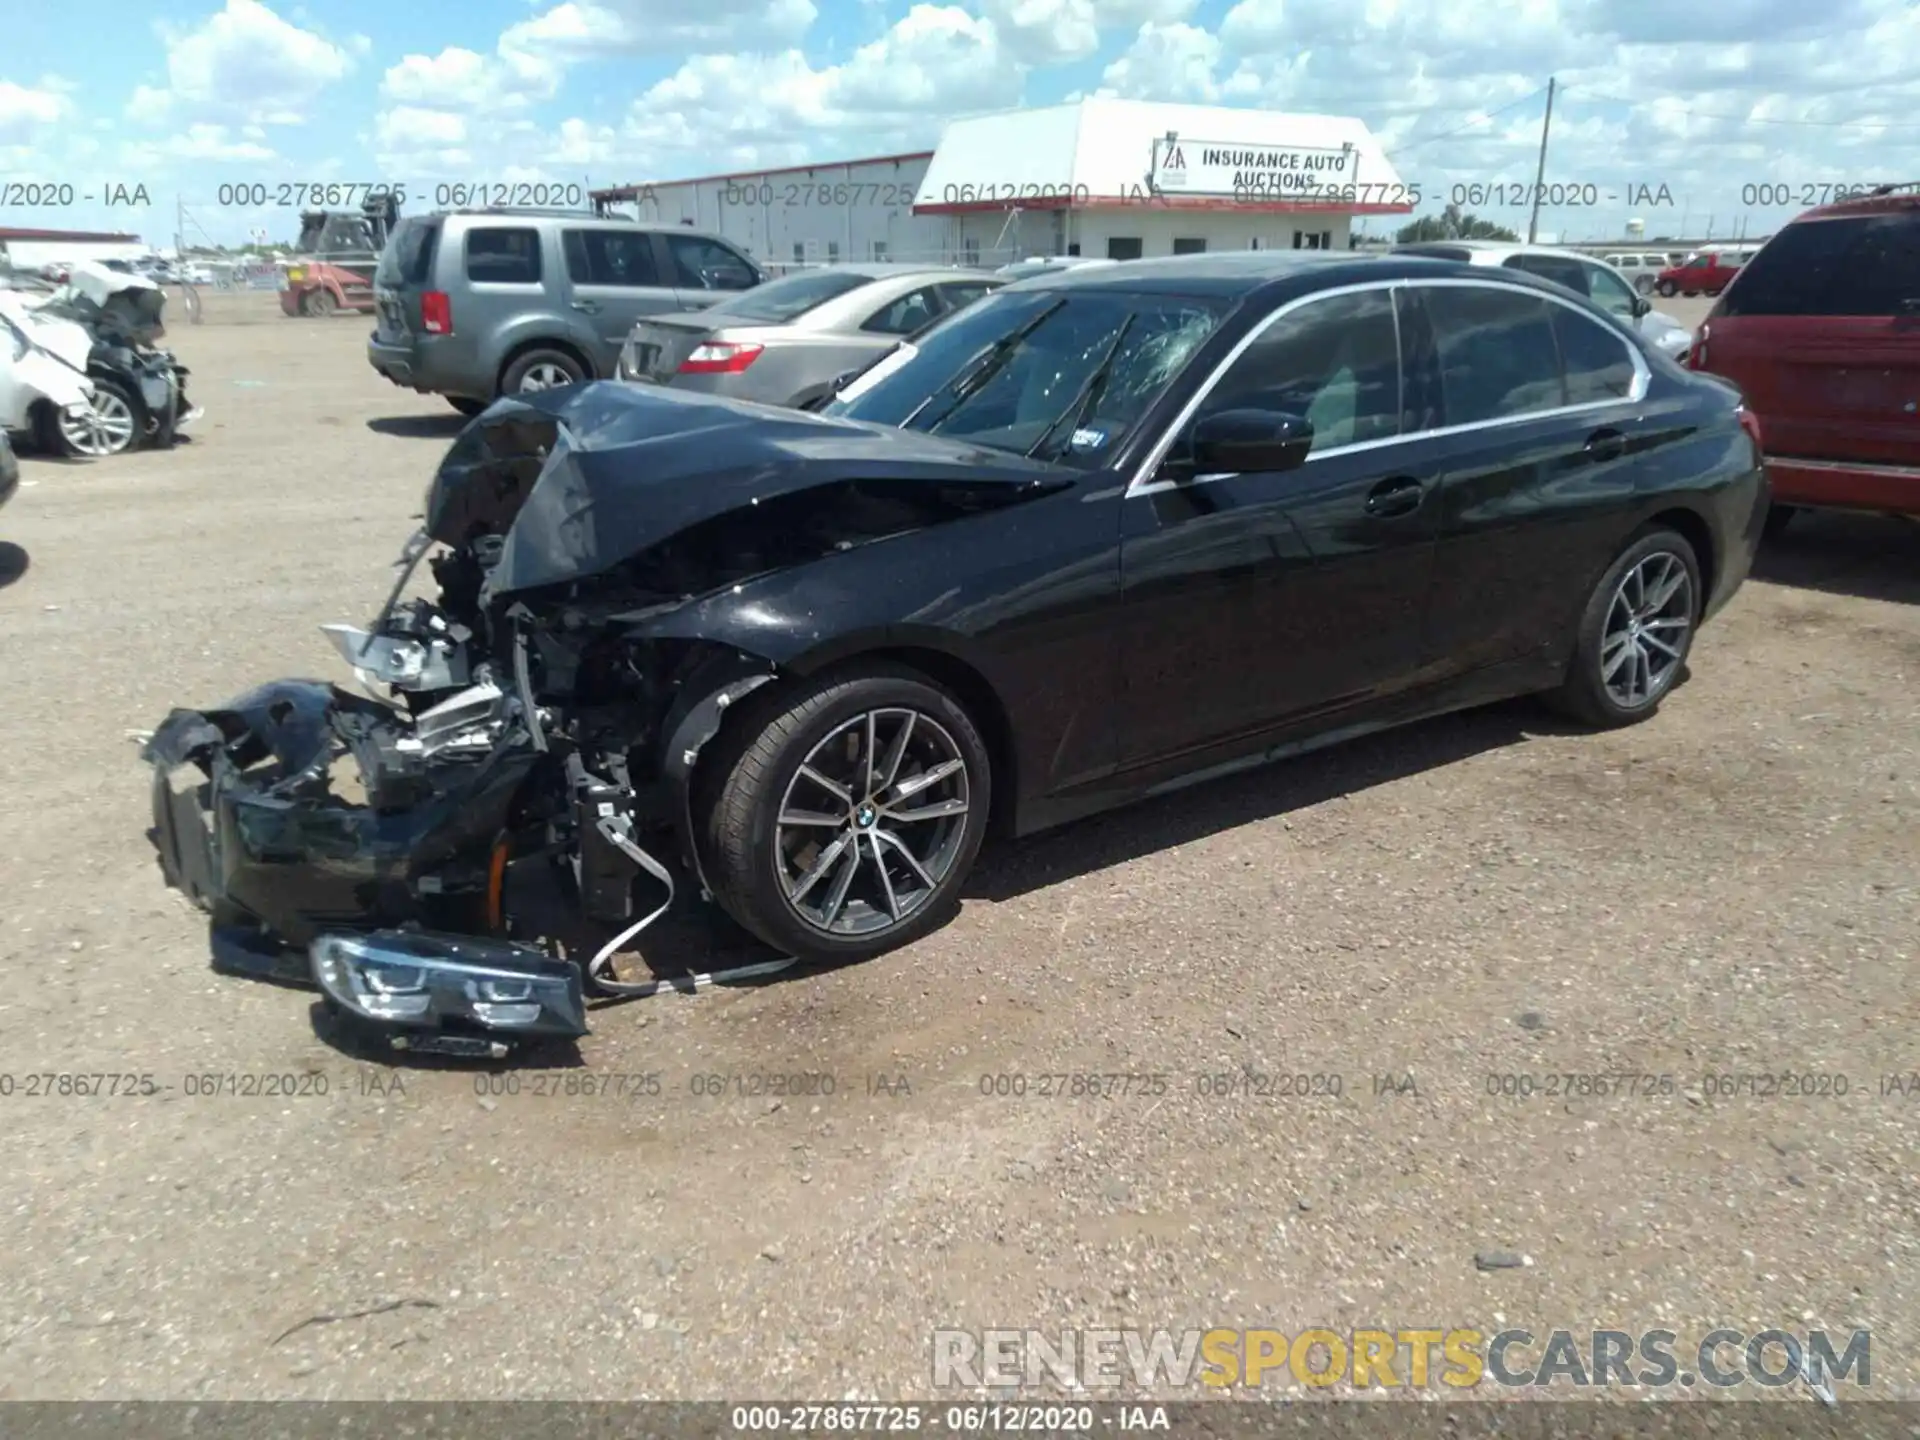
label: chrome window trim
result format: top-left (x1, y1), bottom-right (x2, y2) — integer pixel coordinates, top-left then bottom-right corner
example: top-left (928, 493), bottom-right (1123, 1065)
top-left (1125, 276), bottom-right (1652, 499)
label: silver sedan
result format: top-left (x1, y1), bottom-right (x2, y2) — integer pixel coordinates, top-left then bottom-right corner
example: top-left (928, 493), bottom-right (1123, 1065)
top-left (617, 264), bottom-right (1004, 408)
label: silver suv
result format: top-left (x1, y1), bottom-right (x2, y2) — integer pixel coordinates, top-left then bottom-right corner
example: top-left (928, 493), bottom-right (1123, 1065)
top-left (1391, 240), bottom-right (1695, 360)
top-left (366, 208), bottom-right (766, 415)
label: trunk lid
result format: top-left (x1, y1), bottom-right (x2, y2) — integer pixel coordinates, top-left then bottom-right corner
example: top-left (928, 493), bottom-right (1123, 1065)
top-left (622, 312), bottom-right (733, 383)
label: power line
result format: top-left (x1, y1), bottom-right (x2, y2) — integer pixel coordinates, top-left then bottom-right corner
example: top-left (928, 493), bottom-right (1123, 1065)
top-left (1383, 86), bottom-right (1549, 157)
top-left (1563, 87), bottom-right (1920, 129)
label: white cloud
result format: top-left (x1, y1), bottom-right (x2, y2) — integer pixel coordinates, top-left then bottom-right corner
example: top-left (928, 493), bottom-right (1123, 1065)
top-left (0, 78), bottom-right (76, 138)
top-left (502, 0), bottom-right (818, 72)
top-left (979, 0), bottom-right (1199, 64)
top-left (131, 0), bottom-right (354, 127)
top-left (120, 123), bottom-right (280, 165)
top-left (1099, 22), bottom-right (1222, 101)
top-left (615, 4), bottom-right (1026, 172)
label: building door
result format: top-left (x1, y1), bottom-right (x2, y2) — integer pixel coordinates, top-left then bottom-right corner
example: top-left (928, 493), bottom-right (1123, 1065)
top-left (1108, 237), bottom-right (1144, 260)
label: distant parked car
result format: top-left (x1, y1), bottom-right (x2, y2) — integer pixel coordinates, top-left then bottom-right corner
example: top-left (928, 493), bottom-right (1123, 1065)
top-left (1392, 241), bottom-right (1695, 360)
top-left (1655, 248), bottom-right (1756, 298)
top-left (1602, 252), bottom-right (1671, 295)
top-left (367, 208), bottom-right (768, 415)
top-left (1687, 186), bottom-right (1920, 531)
top-left (617, 264), bottom-right (1004, 408)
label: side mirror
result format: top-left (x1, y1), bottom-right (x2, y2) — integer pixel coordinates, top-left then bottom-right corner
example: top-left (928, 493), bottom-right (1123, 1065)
top-left (1182, 409), bottom-right (1314, 476)
top-left (1632, 295), bottom-right (1652, 318)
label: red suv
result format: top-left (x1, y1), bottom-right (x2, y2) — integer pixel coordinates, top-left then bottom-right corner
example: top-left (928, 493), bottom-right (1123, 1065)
top-left (1688, 186), bottom-right (1920, 530)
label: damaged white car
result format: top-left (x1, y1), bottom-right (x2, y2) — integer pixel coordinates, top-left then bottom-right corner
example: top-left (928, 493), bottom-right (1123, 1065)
top-left (0, 289), bottom-right (95, 445)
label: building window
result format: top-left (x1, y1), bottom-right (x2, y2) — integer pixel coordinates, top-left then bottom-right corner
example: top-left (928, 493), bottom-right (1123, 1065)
top-left (1292, 231), bottom-right (1332, 251)
top-left (1067, 242), bottom-right (1081, 256)
top-left (793, 242), bottom-right (805, 263)
top-left (963, 238), bottom-right (979, 264)
top-left (827, 240), bottom-right (841, 263)
top-left (871, 239), bottom-right (888, 260)
top-left (1107, 237), bottom-right (1143, 260)
top-left (1173, 237), bottom-right (1207, 255)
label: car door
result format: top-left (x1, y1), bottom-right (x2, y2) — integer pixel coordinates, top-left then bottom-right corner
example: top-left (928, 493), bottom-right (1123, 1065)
top-left (559, 227), bottom-right (680, 375)
top-left (1410, 280), bottom-right (1653, 677)
top-left (1117, 285), bottom-right (1442, 767)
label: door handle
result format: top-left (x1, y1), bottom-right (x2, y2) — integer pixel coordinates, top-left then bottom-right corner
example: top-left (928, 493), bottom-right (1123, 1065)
top-left (1364, 476), bottom-right (1424, 517)
top-left (1586, 427), bottom-right (1626, 462)
top-left (570, 300), bottom-right (600, 313)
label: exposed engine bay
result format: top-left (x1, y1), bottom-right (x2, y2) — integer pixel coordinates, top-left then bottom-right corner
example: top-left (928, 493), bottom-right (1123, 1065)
top-left (141, 382), bottom-right (1058, 1057)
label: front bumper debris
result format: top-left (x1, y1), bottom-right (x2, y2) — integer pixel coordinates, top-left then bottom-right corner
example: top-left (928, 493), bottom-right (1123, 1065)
top-left (141, 679), bottom-right (576, 1046)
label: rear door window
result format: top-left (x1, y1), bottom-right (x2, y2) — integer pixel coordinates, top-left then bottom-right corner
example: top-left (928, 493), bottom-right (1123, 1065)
top-left (1721, 212), bottom-right (1920, 317)
top-left (563, 229), bottom-right (662, 286)
top-left (1423, 284), bottom-right (1566, 424)
top-left (377, 217), bottom-right (440, 285)
top-left (465, 227), bottom-right (541, 284)
top-left (863, 286), bottom-right (944, 335)
top-left (1552, 306), bottom-right (1638, 404)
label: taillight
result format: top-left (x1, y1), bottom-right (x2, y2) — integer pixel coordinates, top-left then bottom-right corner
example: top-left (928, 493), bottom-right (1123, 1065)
top-left (420, 291), bottom-right (452, 335)
top-left (1687, 321), bottom-right (1709, 371)
top-left (678, 342), bottom-right (763, 374)
top-left (1737, 405), bottom-right (1762, 453)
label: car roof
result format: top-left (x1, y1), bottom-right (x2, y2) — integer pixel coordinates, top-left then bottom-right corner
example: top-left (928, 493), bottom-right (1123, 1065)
top-left (1391, 240), bottom-right (1608, 265)
top-left (773, 262), bottom-right (992, 280)
top-left (1002, 249), bottom-right (1605, 307)
top-left (1793, 183), bottom-right (1920, 223)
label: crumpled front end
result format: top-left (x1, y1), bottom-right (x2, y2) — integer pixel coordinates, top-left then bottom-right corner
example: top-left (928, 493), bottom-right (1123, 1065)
top-left (142, 677), bottom-right (583, 1053)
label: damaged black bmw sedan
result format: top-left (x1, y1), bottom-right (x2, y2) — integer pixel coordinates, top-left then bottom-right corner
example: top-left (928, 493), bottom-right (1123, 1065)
top-left (144, 252), bottom-right (1767, 1053)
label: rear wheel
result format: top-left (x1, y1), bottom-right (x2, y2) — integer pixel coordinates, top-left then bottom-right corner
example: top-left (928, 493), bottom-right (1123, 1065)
top-left (1547, 527), bottom-right (1701, 729)
top-left (308, 287), bottom-right (338, 318)
top-left (1657, 279), bottom-right (1677, 297)
top-left (700, 665), bottom-right (993, 962)
top-left (501, 347), bottom-right (587, 396)
top-left (1634, 274), bottom-right (1656, 295)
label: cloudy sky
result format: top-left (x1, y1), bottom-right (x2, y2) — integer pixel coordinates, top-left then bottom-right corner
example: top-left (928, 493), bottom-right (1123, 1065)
top-left (2, 0), bottom-right (1917, 247)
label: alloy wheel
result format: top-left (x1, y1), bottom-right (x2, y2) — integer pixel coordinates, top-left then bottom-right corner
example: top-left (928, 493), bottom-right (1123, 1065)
top-left (774, 707), bottom-right (972, 938)
top-left (517, 362), bottom-right (575, 392)
top-left (1600, 551), bottom-right (1694, 710)
top-left (59, 391), bottom-right (138, 456)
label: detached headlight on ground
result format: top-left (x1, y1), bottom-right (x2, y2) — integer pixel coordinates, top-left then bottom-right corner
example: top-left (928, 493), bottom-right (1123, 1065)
top-left (310, 931), bottom-right (588, 1046)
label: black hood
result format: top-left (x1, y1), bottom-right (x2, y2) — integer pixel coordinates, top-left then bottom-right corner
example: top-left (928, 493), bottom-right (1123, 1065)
top-left (424, 382), bottom-right (1067, 597)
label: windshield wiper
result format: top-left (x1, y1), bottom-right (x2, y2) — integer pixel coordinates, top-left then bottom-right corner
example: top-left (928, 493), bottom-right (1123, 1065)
top-left (1025, 315), bottom-right (1136, 462)
top-left (902, 299), bottom-right (1067, 432)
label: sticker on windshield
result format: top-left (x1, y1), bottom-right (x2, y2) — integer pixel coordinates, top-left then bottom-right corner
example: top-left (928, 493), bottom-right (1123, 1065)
top-left (1069, 427), bottom-right (1109, 450)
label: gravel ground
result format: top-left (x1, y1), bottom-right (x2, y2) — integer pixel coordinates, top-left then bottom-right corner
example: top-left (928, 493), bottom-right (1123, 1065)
top-left (0, 293), bottom-right (1914, 1403)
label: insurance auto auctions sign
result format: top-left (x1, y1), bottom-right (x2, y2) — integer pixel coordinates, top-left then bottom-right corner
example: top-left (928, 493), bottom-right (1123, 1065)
top-left (1153, 140), bottom-right (1358, 198)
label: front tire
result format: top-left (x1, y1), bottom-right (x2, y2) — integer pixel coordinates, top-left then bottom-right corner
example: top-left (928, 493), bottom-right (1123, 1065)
top-left (701, 665), bottom-right (993, 962)
top-left (51, 376), bottom-right (143, 457)
top-left (1657, 279), bottom-right (1678, 297)
top-left (1547, 527), bottom-right (1701, 729)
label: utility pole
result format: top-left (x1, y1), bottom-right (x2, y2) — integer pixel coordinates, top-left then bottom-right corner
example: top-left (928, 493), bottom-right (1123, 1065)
top-left (1527, 76), bottom-right (1556, 244)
